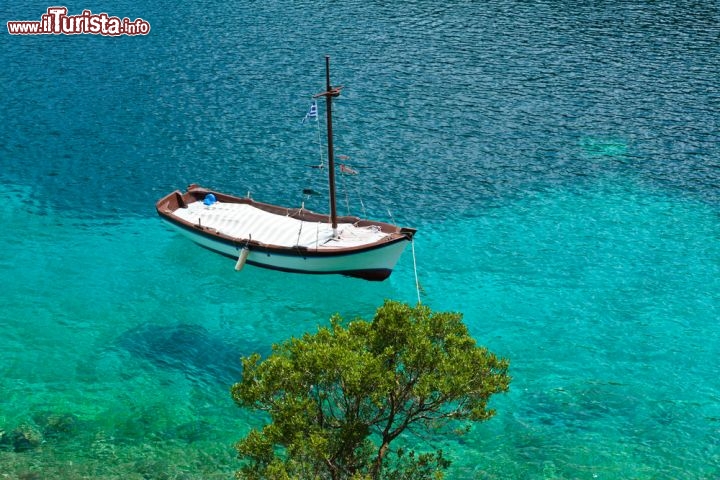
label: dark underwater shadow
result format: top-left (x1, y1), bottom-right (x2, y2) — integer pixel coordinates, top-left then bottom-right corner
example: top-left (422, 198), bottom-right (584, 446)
top-left (116, 322), bottom-right (269, 386)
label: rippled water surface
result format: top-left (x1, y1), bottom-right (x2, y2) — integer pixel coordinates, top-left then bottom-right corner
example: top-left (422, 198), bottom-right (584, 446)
top-left (1, 1), bottom-right (719, 478)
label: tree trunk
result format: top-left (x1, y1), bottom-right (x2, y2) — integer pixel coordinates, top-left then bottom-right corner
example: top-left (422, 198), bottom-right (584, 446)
top-left (370, 441), bottom-right (389, 480)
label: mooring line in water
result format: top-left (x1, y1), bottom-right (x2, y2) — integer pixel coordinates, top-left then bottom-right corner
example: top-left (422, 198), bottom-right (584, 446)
top-left (411, 239), bottom-right (421, 305)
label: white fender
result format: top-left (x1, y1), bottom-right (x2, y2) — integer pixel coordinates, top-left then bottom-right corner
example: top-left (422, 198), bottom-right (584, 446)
top-left (235, 247), bottom-right (250, 271)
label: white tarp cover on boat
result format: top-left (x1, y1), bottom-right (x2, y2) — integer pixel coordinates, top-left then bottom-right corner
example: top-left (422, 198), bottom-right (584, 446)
top-left (173, 201), bottom-right (388, 249)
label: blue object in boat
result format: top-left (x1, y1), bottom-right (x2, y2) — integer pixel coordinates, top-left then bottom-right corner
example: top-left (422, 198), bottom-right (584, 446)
top-left (203, 193), bottom-right (217, 206)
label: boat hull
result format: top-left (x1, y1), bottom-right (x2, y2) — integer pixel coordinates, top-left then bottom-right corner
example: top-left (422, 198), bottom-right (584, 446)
top-left (161, 218), bottom-right (410, 280)
top-left (156, 186), bottom-right (415, 281)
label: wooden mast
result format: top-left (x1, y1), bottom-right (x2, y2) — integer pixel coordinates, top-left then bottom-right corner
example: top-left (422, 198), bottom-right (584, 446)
top-left (314, 56), bottom-right (342, 237)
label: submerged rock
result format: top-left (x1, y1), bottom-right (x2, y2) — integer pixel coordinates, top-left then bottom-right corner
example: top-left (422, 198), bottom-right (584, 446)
top-left (0, 429), bottom-right (9, 451)
top-left (37, 413), bottom-right (79, 438)
top-left (17, 473), bottom-right (42, 480)
top-left (10, 424), bottom-right (43, 452)
top-left (116, 322), bottom-right (252, 385)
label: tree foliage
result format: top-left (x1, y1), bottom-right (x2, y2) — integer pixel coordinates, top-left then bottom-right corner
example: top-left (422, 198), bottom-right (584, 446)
top-left (231, 300), bottom-right (510, 480)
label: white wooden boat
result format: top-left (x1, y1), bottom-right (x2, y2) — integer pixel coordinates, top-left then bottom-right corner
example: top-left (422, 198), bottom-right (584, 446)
top-left (156, 57), bottom-right (415, 281)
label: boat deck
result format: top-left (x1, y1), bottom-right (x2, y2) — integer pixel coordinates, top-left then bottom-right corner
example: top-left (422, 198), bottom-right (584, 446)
top-left (172, 201), bottom-right (389, 249)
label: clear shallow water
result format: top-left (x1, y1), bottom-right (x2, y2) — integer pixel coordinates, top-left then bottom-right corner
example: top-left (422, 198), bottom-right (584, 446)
top-left (1, 1), bottom-right (719, 478)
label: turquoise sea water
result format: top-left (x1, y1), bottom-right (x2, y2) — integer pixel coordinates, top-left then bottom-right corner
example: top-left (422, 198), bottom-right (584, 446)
top-left (2, 1), bottom-right (719, 478)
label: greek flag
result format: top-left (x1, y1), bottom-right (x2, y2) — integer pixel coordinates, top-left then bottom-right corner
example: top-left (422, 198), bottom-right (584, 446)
top-left (302, 101), bottom-right (318, 123)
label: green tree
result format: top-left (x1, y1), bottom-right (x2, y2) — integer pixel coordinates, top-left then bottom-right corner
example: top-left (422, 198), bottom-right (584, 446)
top-left (231, 300), bottom-right (510, 480)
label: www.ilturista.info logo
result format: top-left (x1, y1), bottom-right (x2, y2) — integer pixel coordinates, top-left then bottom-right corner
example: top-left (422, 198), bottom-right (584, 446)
top-left (7, 7), bottom-right (150, 36)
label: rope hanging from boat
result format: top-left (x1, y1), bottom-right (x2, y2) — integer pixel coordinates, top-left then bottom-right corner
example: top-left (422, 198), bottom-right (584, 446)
top-left (411, 239), bottom-right (422, 304)
top-left (304, 92), bottom-right (368, 219)
top-left (313, 102), bottom-right (324, 169)
top-left (295, 206), bottom-right (304, 246)
top-left (332, 104), bottom-right (365, 218)
top-left (340, 165), bottom-right (351, 215)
